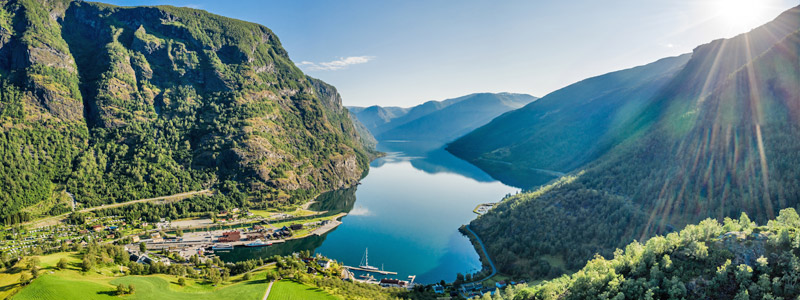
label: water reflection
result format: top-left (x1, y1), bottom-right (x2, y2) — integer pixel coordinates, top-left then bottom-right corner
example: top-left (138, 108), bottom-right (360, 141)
top-left (220, 142), bottom-right (519, 284)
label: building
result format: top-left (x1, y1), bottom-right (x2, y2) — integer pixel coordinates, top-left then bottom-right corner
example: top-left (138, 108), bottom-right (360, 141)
top-left (218, 231), bottom-right (241, 243)
top-left (246, 233), bottom-right (265, 241)
top-left (379, 278), bottom-right (408, 288)
top-left (317, 260), bottom-right (332, 269)
top-left (495, 281), bottom-right (507, 289)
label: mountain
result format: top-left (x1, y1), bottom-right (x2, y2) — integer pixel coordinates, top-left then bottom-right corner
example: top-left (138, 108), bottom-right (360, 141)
top-left (520, 209), bottom-right (800, 300)
top-left (447, 55), bottom-right (692, 187)
top-left (350, 92), bottom-right (536, 144)
top-left (347, 105), bottom-right (409, 136)
top-left (463, 6), bottom-right (800, 279)
top-left (0, 0), bottom-right (370, 224)
top-left (348, 110), bottom-right (378, 152)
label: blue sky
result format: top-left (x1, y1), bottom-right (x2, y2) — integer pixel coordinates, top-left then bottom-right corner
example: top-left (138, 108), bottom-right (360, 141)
top-left (104, 0), bottom-right (799, 107)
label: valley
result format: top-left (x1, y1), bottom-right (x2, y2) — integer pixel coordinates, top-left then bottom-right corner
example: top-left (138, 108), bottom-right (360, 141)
top-left (2, 0), bottom-right (800, 299)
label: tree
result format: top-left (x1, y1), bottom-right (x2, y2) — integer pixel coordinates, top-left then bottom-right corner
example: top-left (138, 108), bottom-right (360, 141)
top-left (18, 272), bottom-right (31, 286)
top-left (265, 271), bottom-right (277, 282)
top-left (128, 284), bottom-right (136, 294)
top-left (208, 268), bottom-right (222, 285)
top-left (178, 277), bottom-right (186, 286)
top-left (116, 283), bottom-right (126, 295)
top-left (57, 258), bottom-right (68, 270)
top-left (81, 257), bottom-right (94, 272)
top-left (31, 266), bottom-right (39, 278)
top-left (139, 242), bottom-right (147, 253)
top-left (243, 272), bottom-right (251, 281)
top-left (26, 257), bottom-right (40, 270)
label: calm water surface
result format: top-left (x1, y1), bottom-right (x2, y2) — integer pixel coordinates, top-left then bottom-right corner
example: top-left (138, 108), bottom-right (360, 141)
top-left (219, 142), bottom-right (519, 284)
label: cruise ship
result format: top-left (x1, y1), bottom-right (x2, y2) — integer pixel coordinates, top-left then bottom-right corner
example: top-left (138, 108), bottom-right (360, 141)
top-left (244, 239), bottom-right (271, 247)
top-left (211, 243), bottom-right (234, 251)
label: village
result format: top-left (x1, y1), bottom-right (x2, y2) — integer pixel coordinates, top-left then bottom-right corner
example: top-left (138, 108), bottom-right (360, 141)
top-left (0, 203), bottom-right (346, 266)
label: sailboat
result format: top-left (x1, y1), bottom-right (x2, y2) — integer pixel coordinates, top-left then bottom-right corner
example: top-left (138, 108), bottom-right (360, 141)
top-left (359, 248), bottom-right (379, 271)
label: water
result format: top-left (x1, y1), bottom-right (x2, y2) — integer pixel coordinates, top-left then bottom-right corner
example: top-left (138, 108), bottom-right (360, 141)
top-left (218, 141), bottom-right (521, 284)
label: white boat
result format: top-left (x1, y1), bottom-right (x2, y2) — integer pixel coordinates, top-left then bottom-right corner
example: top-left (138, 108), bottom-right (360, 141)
top-left (211, 243), bottom-right (233, 250)
top-left (359, 248), bottom-right (379, 271)
top-left (244, 239), bottom-right (271, 247)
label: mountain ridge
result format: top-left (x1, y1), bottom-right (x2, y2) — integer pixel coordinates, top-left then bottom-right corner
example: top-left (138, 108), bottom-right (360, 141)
top-left (0, 0), bottom-right (370, 224)
top-left (460, 4), bottom-right (800, 280)
top-left (349, 92), bottom-right (536, 146)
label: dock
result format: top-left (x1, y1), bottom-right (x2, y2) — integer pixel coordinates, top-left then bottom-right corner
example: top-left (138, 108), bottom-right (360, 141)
top-left (342, 265), bottom-right (397, 275)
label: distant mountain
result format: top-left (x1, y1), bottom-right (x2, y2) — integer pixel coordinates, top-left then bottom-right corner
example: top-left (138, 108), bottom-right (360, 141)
top-left (349, 92), bottom-right (536, 145)
top-left (447, 54), bottom-right (692, 187)
top-left (463, 5), bottom-right (800, 280)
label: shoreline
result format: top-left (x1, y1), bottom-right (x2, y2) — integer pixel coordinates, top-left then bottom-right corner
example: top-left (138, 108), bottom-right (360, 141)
top-left (459, 224), bottom-right (497, 284)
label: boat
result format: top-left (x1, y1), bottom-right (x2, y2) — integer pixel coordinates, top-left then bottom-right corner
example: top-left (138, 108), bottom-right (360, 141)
top-left (244, 239), bottom-right (271, 247)
top-left (359, 248), bottom-right (379, 271)
top-left (211, 243), bottom-right (233, 251)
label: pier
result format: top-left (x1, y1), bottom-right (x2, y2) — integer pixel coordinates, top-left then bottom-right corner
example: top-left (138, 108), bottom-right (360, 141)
top-left (342, 265), bottom-right (397, 275)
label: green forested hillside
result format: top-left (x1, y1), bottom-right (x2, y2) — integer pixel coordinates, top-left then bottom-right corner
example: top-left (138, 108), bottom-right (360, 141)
top-left (0, 0), bottom-right (369, 225)
top-left (520, 208), bottom-right (800, 300)
top-left (467, 5), bottom-right (800, 280)
top-left (446, 55), bottom-right (690, 188)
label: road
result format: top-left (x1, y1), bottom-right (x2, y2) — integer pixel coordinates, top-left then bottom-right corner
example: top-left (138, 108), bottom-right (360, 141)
top-left (78, 189), bottom-right (213, 213)
top-left (24, 189), bottom-right (212, 228)
top-left (464, 224), bottom-right (497, 282)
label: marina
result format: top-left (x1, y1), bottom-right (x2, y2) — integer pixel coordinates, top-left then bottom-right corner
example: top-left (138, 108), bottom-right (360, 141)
top-left (343, 265), bottom-right (398, 275)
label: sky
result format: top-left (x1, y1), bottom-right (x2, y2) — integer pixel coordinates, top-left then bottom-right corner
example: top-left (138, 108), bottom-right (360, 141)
top-left (104, 0), bottom-right (799, 107)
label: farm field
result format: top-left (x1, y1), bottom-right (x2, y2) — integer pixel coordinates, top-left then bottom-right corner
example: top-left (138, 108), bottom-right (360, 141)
top-left (267, 280), bottom-right (339, 300)
top-left (5, 253), bottom-right (273, 300)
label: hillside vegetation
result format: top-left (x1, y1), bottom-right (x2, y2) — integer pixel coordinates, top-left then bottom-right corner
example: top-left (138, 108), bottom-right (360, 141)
top-left (520, 208), bottom-right (800, 300)
top-left (0, 0), bottom-right (370, 225)
top-left (465, 5), bottom-right (800, 280)
top-left (447, 55), bottom-right (690, 187)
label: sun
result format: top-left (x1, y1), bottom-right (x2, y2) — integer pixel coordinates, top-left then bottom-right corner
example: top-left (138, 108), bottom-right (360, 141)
top-left (713, 0), bottom-right (773, 27)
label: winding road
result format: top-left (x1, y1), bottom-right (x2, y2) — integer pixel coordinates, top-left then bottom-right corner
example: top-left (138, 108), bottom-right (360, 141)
top-left (464, 224), bottom-right (497, 282)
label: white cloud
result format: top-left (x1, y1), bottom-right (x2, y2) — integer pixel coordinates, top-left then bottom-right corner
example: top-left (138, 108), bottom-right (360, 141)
top-left (298, 56), bottom-right (375, 71)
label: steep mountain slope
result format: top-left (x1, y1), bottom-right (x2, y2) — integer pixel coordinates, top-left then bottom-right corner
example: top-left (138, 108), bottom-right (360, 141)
top-left (467, 6), bottom-right (800, 279)
top-left (0, 0), bottom-right (369, 224)
top-left (447, 55), bottom-right (691, 187)
top-left (350, 93), bottom-right (536, 144)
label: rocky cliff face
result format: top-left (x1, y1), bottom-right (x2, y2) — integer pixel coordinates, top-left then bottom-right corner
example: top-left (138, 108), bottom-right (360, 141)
top-left (0, 0), bottom-right (369, 223)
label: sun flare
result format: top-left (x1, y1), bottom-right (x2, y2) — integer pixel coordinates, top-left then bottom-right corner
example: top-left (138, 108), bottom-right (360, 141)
top-left (714, 0), bottom-right (773, 27)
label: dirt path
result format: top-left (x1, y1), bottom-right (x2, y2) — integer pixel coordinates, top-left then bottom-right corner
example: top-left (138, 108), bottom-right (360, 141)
top-left (79, 189), bottom-right (212, 213)
top-left (24, 189), bottom-right (212, 228)
top-left (262, 281), bottom-right (274, 300)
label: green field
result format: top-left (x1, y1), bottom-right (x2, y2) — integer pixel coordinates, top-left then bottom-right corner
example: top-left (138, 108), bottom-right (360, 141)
top-left (13, 274), bottom-right (118, 300)
top-left (6, 252), bottom-right (273, 300)
top-left (267, 280), bottom-right (338, 300)
top-left (111, 276), bottom-right (267, 300)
